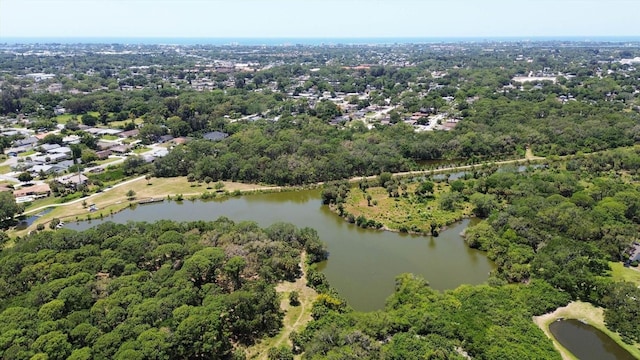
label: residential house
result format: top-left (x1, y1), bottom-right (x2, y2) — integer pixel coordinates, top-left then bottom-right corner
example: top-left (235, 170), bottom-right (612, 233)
top-left (158, 134), bottom-right (174, 143)
top-left (118, 129), bottom-right (140, 139)
top-left (96, 150), bottom-right (113, 159)
top-left (97, 141), bottom-right (117, 150)
top-left (110, 145), bottom-right (130, 154)
top-left (39, 143), bottom-right (61, 152)
top-left (0, 184), bottom-right (13, 193)
top-left (55, 174), bottom-right (88, 187)
top-left (203, 131), bottom-right (229, 141)
top-left (62, 135), bottom-right (81, 145)
top-left (48, 146), bottom-right (72, 155)
top-left (13, 136), bottom-right (39, 148)
top-left (13, 183), bottom-right (51, 199)
top-left (171, 137), bottom-right (191, 145)
top-left (29, 164), bottom-right (56, 175)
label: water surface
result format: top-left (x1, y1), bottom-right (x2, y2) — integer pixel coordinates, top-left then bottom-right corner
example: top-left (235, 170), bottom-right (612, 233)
top-left (549, 319), bottom-right (636, 360)
top-left (67, 189), bottom-right (494, 311)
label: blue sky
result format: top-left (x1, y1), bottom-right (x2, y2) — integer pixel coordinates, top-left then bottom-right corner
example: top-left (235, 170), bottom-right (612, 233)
top-left (1, 0), bottom-right (639, 39)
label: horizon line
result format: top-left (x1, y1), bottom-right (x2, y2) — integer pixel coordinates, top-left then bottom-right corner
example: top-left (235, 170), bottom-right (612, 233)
top-left (2, 35), bottom-right (640, 46)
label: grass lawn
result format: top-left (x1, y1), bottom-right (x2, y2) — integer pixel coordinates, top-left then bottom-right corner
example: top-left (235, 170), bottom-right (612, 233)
top-left (12, 176), bottom-right (278, 237)
top-left (55, 114), bottom-right (75, 124)
top-left (94, 157), bottom-right (121, 166)
top-left (100, 135), bottom-right (119, 141)
top-left (18, 150), bottom-right (37, 157)
top-left (342, 180), bottom-right (470, 233)
top-left (23, 196), bottom-right (60, 212)
top-left (608, 262), bottom-right (640, 285)
top-left (0, 164), bottom-right (11, 174)
top-left (132, 147), bottom-right (151, 154)
top-left (533, 301), bottom-right (640, 360)
top-left (109, 118), bottom-right (144, 128)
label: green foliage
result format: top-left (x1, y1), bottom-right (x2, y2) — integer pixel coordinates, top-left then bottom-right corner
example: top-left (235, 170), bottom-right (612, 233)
top-left (267, 345), bottom-right (294, 360)
top-left (289, 291), bottom-right (300, 306)
top-left (0, 192), bottom-right (24, 225)
top-left (602, 281), bottom-right (640, 343)
top-left (300, 274), bottom-right (568, 359)
top-left (0, 219), bottom-right (322, 359)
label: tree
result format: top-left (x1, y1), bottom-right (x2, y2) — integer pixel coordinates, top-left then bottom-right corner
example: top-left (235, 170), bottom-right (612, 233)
top-left (378, 172), bottom-right (393, 187)
top-left (602, 281), bottom-right (640, 343)
top-left (469, 193), bottom-right (499, 218)
top-left (415, 180), bottom-right (434, 197)
top-left (268, 346), bottom-right (294, 360)
top-left (31, 331), bottom-right (72, 360)
top-left (0, 231), bottom-right (9, 247)
top-left (80, 149), bottom-right (98, 165)
top-left (289, 291), bottom-right (300, 306)
top-left (439, 192), bottom-right (464, 211)
top-left (49, 218), bottom-right (61, 230)
top-left (0, 192), bottom-right (23, 224)
top-left (17, 172), bottom-right (33, 182)
top-left (126, 190), bottom-right (136, 200)
top-left (145, 174), bottom-right (152, 185)
top-left (81, 114), bottom-right (97, 127)
top-left (123, 156), bottom-right (147, 176)
top-left (224, 256), bottom-right (247, 290)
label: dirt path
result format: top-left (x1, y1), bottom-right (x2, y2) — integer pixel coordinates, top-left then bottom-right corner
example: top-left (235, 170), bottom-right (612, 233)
top-left (245, 252), bottom-right (317, 359)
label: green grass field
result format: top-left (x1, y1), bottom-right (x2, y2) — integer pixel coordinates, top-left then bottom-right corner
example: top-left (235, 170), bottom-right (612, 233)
top-left (18, 150), bottom-right (37, 157)
top-left (109, 118), bottom-right (144, 128)
top-left (342, 180), bottom-right (471, 233)
top-left (132, 147), bottom-right (151, 154)
top-left (608, 262), bottom-right (640, 285)
top-left (100, 135), bottom-right (119, 141)
top-left (55, 114), bottom-right (75, 124)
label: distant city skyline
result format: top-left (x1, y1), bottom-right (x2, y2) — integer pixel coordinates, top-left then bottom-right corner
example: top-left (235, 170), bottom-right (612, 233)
top-left (1, 0), bottom-right (640, 40)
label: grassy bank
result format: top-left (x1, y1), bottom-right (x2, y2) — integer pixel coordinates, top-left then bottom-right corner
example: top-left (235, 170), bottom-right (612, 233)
top-left (533, 301), bottom-right (640, 360)
top-left (340, 180), bottom-right (471, 234)
top-left (12, 176), bottom-right (279, 237)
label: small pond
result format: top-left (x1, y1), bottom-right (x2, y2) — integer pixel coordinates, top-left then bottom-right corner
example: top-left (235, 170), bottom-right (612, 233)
top-left (549, 319), bottom-right (636, 360)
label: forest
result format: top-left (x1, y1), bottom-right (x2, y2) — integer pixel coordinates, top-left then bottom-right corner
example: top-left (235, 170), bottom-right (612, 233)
top-left (300, 147), bottom-right (640, 359)
top-left (0, 218), bottom-right (327, 359)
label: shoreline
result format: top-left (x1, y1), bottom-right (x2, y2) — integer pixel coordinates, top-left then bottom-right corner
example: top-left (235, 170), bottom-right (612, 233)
top-left (9, 155), bottom-right (544, 238)
top-left (533, 301), bottom-right (640, 360)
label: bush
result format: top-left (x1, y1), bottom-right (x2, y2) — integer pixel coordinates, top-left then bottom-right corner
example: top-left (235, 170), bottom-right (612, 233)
top-left (289, 291), bottom-right (300, 306)
top-left (49, 218), bottom-right (61, 230)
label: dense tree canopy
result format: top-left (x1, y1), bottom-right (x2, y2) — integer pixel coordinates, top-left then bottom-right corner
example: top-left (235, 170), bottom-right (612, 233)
top-left (0, 219), bottom-right (327, 359)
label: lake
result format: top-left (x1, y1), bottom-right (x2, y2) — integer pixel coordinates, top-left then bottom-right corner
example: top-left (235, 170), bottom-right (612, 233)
top-left (549, 319), bottom-right (636, 360)
top-left (66, 189), bottom-right (494, 311)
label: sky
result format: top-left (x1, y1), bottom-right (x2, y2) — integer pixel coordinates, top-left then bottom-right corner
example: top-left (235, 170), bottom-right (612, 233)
top-left (1, 0), bottom-right (639, 40)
